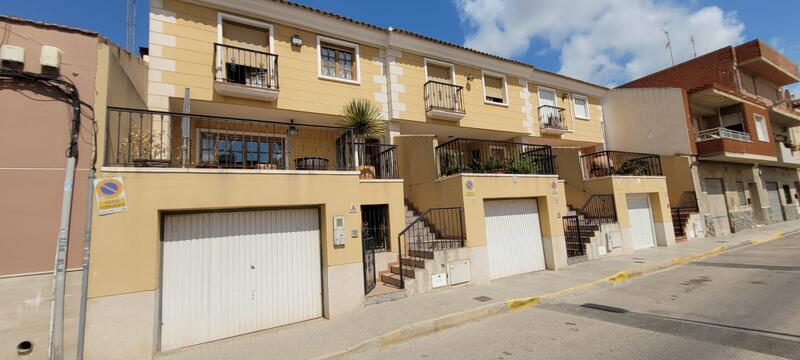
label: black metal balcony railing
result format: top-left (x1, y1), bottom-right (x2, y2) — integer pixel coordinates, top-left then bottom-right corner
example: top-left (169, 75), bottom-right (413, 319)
top-left (396, 207), bottom-right (465, 289)
top-left (538, 105), bottom-right (567, 130)
top-left (562, 194), bottom-right (617, 257)
top-left (424, 80), bottom-right (465, 114)
top-left (105, 107), bottom-right (374, 174)
top-left (436, 138), bottom-right (558, 177)
top-left (581, 150), bottom-right (662, 179)
top-left (214, 43), bottom-right (279, 90)
top-left (355, 143), bottom-right (399, 179)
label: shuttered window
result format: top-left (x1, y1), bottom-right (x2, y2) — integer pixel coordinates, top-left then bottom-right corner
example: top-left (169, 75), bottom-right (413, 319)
top-left (222, 21), bottom-right (269, 52)
top-left (483, 74), bottom-right (506, 104)
top-left (427, 63), bottom-right (452, 83)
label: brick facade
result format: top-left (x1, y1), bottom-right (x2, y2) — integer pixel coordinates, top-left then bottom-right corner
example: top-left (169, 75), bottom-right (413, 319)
top-left (619, 46), bottom-right (738, 91)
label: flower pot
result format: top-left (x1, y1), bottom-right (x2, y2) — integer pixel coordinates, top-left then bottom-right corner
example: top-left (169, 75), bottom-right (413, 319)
top-left (358, 165), bottom-right (376, 179)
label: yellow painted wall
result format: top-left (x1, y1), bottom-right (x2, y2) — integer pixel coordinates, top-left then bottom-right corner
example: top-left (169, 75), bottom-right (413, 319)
top-left (529, 84), bottom-right (605, 144)
top-left (584, 177), bottom-right (672, 227)
top-left (156, 0), bottom-right (383, 114)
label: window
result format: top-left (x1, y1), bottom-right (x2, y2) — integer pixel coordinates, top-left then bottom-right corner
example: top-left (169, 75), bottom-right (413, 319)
top-left (736, 182), bottom-right (747, 205)
top-left (199, 131), bottom-right (284, 169)
top-left (783, 184), bottom-right (793, 204)
top-left (317, 36), bottom-right (360, 84)
top-left (572, 94), bottom-right (590, 120)
top-left (754, 114), bottom-right (769, 142)
top-left (482, 71), bottom-right (508, 105)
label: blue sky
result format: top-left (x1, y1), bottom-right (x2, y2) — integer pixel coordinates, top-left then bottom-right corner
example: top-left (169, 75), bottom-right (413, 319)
top-left (1, 0), bottom-right (799, 90)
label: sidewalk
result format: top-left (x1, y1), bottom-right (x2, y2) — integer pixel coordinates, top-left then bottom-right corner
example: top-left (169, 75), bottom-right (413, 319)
top-left (156, 220), bottom-right (800, 360)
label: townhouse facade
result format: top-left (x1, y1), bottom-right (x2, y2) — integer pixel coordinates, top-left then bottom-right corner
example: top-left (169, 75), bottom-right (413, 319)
top-left (604, 40), bottom-right (800, 238)
top-left (2, 2), bottom-right (681, 360)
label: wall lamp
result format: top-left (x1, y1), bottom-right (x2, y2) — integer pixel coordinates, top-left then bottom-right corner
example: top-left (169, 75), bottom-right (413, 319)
top-left (291, 34), bottom-right (303, 47)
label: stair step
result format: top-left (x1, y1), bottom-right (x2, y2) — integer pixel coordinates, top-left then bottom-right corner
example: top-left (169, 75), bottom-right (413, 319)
top-left (398, 258), bottom-right (425, 269)
top-left (380, 272), bottom-right (403, 287)
top-left (408, 249), bottom-right (435, 259)
top-left (389, 264), bottom-right (416, 278)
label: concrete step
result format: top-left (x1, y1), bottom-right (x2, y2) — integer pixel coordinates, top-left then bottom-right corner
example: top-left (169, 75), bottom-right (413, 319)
top-left (380, 271), bottom-right (403, 287)
top-left (408, 249), bottom-right (435, 259)
top-left (389, 264), bottom-right (416, 278)
top-left (398, 258), bottom-right (425, 269)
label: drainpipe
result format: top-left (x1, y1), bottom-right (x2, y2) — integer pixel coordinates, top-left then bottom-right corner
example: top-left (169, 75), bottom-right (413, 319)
top-left (383, 28), bottom-right (395, 143)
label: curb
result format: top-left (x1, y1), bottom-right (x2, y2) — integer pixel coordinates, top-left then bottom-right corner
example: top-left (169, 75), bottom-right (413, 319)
top-left (315, 231), bottom-right (785, 359)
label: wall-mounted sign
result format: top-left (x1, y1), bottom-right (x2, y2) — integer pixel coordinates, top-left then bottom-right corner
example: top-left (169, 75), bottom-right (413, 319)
top-left (94, 177), bottom-right (128, 215)
top-left (464, 178), bottom-right (475, 199)
top-left (349, 204), bottom-right (358, 213)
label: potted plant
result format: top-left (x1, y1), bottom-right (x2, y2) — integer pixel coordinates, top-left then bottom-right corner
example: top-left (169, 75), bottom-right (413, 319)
top-left (121, 127), bottom-right (169, 167)
top-left (506, 157), bottom-right (540, 174)
top-left (340, 99), bottom-right (386, 178)
top-left (481, 157), bottom-right (505, 173)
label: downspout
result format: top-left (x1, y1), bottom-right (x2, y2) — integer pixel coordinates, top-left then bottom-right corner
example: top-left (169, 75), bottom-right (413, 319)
top-left (383, 27), bottom-right (395, 143)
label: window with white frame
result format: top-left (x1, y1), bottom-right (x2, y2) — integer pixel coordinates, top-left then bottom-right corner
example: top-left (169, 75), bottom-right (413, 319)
top-left (317, 36), bottom-right (360, 84)
top-left (482, 72), bottom-right (508, 105)
top-left (754, 114), bottom-right (769, 142)
top-left (572, 94), bottom-right (590, 120)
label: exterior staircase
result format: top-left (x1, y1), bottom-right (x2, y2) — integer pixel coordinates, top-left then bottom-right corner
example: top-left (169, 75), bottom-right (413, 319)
top-left (380, 201), bottom-right (463, 288)
top-left (562, 195), bottom-right (617, 258)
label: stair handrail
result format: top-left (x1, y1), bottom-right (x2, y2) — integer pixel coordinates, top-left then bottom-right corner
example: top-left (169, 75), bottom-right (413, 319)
top-left (396, 206), bottom-right (465, 289)
top-left (562, 194), bottom-right (616, 257)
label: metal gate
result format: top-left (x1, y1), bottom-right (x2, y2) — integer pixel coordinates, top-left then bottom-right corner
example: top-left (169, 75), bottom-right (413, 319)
top-left (361, 205), bottom-right (389, 294)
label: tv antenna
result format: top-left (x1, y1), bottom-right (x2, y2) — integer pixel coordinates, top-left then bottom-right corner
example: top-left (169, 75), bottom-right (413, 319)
top-left (662, 29), bottom-right (675, 66)
top-left (126, 0), bottom-right (136, 52)
top-left (690, 35), bottom-right (697, 58)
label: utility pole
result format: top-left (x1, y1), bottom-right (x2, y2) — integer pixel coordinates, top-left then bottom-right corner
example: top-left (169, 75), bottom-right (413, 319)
top-left (690, 35), bottom-right (697, 58)
top-left (662, 29), bottom-right (675, 66)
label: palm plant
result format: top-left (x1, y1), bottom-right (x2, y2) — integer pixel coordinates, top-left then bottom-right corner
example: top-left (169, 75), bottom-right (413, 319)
top-left (340, 98), bottom-right (386, 143)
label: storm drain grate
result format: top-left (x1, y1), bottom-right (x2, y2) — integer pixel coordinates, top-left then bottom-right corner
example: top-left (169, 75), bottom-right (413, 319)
top-left (473, 296), bottom-right (493, 302)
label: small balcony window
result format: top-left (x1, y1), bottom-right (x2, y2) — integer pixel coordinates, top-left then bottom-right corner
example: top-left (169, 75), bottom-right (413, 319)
top-left (572, 94), bottom-right (590, 120)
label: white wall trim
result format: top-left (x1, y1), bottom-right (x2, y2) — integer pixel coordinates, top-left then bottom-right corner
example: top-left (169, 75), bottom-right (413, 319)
top-left (481, 69), bottom-right (509, 107)
top-left (316, 35), bottom-right (362, 85)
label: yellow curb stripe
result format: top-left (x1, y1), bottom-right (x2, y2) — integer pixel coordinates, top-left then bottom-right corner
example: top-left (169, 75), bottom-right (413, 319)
top-left (506, 297), bottom-right (540, 312)
top-left (607, 271), bottom-right (629, 283)
top-left (752, 231), bottom-right (783, 245)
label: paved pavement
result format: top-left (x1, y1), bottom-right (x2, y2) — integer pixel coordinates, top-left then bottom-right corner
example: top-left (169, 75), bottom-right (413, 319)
top-left (352, 234), bottom-right (800, 360)
top-left (156, 221), bottom-right (800, 360)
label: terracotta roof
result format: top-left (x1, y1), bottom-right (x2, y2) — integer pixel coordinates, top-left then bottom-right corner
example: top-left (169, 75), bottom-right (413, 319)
top-left (0, 15), bottom-right (98, 37)
top-left (273, 0), bottom-right (608, 90)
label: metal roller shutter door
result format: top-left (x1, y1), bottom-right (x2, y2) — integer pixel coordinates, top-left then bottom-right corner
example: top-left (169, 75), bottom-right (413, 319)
top-left (484, 199), bottom-right (546, 280)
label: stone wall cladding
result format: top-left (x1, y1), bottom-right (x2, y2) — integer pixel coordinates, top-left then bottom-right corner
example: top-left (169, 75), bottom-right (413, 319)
top-left (728, 209), bottom-right (756, 232)
top-left (783, 204), bottom-right (800, 221)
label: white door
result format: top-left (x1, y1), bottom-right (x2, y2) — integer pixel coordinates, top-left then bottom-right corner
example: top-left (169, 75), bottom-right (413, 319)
top-left (627, 194), bottom-right (657, 250)
top-left (538, 88), bottom-right (558, 126)
top-left (484, 199), bottom-right (546, 280)
top-left (705, 178), bottom-right (731, 235)
top-left (160, 208), bottom-right (322, 351)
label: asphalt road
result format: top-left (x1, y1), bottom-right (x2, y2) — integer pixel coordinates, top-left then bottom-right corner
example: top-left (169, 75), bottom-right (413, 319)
top-left (353, 235), bottom-right (800, 360)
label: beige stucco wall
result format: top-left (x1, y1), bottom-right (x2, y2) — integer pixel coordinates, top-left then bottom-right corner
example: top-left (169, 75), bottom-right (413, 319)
top-left (660, 155), bottom-right (696, 206)
top-left (530, 84), bottom-right (605, 144)
top-left (604, 88), bottom-right (693, 156)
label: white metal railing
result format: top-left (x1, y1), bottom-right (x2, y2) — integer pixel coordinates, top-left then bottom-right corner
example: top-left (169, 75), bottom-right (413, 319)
top-left (696, 127), bottom-right (751, 142)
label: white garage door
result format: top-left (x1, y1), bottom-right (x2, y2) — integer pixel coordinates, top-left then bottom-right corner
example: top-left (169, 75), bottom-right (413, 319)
top-left (627, 194), bottom-right (656, 250)
top-left (160, 208), bottom-right (322, 351)
top-left (484, 199), bottom-right (546, 280)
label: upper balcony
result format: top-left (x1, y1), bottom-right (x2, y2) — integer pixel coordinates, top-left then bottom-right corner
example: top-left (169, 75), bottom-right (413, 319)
top-left (104, 107), bottom-right (398, 179)
top-left (214, 43), bottom-right (280, 102)
top-left (538, 105), bottom-right (569, 135)
top-left (436, 138), bottom-right (558, 177)
top-left (735, 40), bottom-right (800, 87)
top-left (774, 134), bottom-right (800, 167)
top-left (581, 150), bottom-right (662, 179)
top-left (424, 80), bottom-right (465, 121)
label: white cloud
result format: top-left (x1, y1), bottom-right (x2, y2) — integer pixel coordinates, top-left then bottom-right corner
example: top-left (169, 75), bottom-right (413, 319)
top-left (455, 0), bottom-right (745, 86)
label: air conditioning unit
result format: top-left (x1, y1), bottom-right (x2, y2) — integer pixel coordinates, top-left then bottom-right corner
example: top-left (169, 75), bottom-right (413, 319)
top-left (40, 46), bottom-right (62, 69)
top-left (0, 45), bottom-right (25, 64)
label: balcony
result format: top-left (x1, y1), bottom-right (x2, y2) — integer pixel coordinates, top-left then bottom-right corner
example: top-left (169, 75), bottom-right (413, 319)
top-left (697, 127), bottom-right (751, 142)
top-left (436, 138), bottom-right (558, 177)
top-left (538, 105), bottom-right (569, 135)
top-left (424, 80), bottom-right (465, 121)
top-left (735, 40), bottom-right (800, 86)
top-left (104, 107), bottom-right (398, 179)
top-left (776, 138), bottom-right (800, 167)
top-left (581, 150), bottom-right (662, 179)
top-left (214, 43), bottom-right (279, 102)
